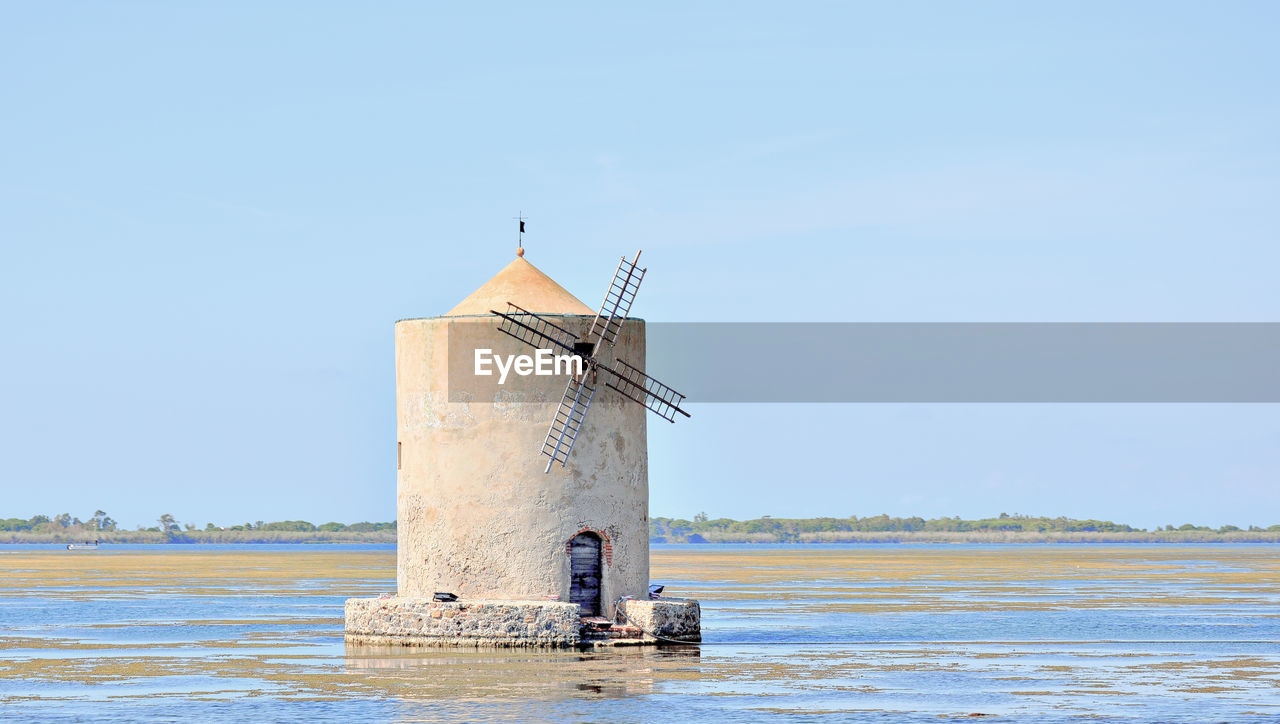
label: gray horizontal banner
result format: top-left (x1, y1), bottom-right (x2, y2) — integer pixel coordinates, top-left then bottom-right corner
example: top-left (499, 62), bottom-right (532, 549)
top-left (445, 323), bottom-right (1280, 403)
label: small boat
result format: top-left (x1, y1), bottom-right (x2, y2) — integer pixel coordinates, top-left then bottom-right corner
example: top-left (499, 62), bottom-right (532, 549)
top-left (66, 541), bottom-right (100, 551)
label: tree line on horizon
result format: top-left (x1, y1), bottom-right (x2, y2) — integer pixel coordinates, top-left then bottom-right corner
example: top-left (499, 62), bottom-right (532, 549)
top-left (650, 512), bottom-right (1280, 542)
top-left (0, 512), bottom-right (396, 536)
top-left (4, 510), bottom-right (1277, 539)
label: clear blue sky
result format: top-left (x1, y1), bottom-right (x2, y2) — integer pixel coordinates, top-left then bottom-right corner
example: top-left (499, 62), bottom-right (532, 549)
top-left (2, 2), bottom-right (1277, 529)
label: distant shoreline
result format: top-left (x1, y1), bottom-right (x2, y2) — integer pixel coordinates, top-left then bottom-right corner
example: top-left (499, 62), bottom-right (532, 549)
top-left (5, 531), bottom-right (1280, 545)
top-left (0, 531), bottom-right (398, 545)
top-left (652, 531), bottom-right (1280, 544)
top-left (7, 512), bottom-right (1279, 545)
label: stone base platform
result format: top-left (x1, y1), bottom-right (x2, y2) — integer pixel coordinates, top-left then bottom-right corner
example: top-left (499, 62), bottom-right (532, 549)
top-left (345, 596), bottom-right (700, 648)
top-left (615, 598), bottom-right (701, 644)
top-left (345, 597), bottom-right (580, 648)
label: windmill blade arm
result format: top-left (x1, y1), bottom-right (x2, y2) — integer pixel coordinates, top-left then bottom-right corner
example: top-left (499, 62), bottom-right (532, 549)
top-left (603, 357), bottom-right (691, 423)
top-left (491, 303), bottom-right (580, 356)
top-left (542, 377), bottom-right (596, 472)
top-left (586, 251), bottom-right (645, 352)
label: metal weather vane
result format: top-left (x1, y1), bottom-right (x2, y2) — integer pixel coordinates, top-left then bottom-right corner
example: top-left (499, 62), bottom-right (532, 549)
top-left (491, 250), bottom-right (691, 472)
top-left (514, 212), bottom-right (526, 251)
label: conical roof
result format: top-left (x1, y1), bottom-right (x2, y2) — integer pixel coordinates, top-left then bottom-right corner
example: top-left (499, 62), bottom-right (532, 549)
top-left (446, 252), bottom-right (595, 316)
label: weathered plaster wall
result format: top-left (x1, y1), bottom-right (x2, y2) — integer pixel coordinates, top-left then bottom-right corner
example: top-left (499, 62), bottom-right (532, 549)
top-left (395, 314), bottom-right (649, 617)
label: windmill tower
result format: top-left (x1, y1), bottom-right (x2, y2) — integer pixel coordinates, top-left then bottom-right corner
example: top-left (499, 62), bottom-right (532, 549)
top-left (345, 242), bottom-right (700, 648)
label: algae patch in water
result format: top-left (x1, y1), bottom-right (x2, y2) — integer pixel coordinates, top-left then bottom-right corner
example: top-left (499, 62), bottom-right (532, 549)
top-left (1, 545), bottom-right (1279, 718)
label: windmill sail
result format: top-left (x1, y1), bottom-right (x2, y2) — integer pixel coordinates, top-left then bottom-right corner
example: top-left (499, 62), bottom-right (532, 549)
top-left (492, 303), bottom-right (579, 356)
top-left (585, 252), bottom-right (645, 353)
top-left (489, 249), bottom-right (689, 472)
top-left (604, 358), bottom-right (691, 423)
top-left (542, 377), bottom-right (596, 471)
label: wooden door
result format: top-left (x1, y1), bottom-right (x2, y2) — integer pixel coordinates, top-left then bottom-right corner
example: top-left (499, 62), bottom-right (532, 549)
top-left (569, 532), bottom-right (602, 616)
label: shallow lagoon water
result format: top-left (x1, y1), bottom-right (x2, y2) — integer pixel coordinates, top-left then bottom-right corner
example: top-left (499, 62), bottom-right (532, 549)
top-left (1, 544), bottom-right (1278, 722)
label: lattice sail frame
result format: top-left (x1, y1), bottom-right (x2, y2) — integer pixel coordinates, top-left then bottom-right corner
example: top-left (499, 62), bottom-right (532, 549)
top-left (493, 303), bottom-right (578, 356)
top-left (586, 252), bottom-right (646, 354)
top-left (605, 357), bottom-right (690, 423)
top-left (490, 250), bottom-right (690, 472)
top-left (542, 377), bottom-right (595, 472)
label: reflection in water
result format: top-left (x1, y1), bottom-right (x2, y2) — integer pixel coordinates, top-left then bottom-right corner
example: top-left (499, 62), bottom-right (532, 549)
top-left (342, 644), bottom-right (702, 699)
top-left (0, 544), bottom-right (1278, 721)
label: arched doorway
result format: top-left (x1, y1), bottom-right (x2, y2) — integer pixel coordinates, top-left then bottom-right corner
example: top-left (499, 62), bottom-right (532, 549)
top-left (568, 531), bottom-right (602, 616)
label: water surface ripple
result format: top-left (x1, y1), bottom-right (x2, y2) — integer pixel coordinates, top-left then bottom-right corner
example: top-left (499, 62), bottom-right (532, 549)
top-left (1, 543), bottom-right (1277, 721)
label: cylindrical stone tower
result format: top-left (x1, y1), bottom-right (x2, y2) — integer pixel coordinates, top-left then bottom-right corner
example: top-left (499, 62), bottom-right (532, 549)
top-left (394, 252), bottom-right (649, 617)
